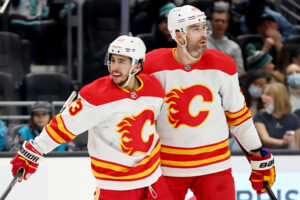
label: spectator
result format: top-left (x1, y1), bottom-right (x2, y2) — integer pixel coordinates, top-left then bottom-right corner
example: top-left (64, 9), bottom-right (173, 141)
top-left (241, 70), bottom-right (271, 116)
top-left (140, 2), bottom-right (177, 52)
top-left (291, 48), bottom-right (300, 67)
top-left (246, 43), bottom-right (284, 83)
top-left (213, 0), bottom-right (243, 39)
top-left (130, 0), bottom-right (172, 36)
top-left (7, 101), bottom-right (66, 152)
top-left (0, 119), bottom-right (6, 151)
top-left (257, 14), bottom-right (283, 56)
top-left (276, 44), bottom-right (300, 75)
top-left (9, 0), bottom-right (51, 63)
top-left (240, 0), bottom-right (294, 42)
top-left (207, 9), bottom-right (244, 75)
top-left (254, 82), bottom-right (300, 150)
top-left (285, 63), bottom-right (300, 112)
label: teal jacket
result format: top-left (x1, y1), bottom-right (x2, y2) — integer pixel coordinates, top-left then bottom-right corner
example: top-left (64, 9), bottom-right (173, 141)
top-left (18, 126), bottom-right (66, 151)
top-left (0, 120), bottom-right (6, 151)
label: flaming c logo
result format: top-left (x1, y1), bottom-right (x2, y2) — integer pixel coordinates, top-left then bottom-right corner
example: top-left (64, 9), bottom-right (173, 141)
top-left (165, 84), bottom-right (213, 128)
top-left (116, 109), bottom-right (155, 156)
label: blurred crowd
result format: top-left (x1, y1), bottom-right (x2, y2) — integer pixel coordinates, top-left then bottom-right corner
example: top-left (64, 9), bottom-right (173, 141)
top-left (1, 0), bottom-right (300, 152)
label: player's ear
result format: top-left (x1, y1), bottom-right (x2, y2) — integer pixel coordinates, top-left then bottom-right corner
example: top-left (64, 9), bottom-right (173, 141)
top-left (175, 30), bottom-right (185, 45)
top-left (132, 63), bottom-right (141, 73)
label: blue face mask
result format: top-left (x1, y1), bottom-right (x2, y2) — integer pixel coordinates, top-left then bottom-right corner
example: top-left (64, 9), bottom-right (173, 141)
top-left (287, 73), bottom-right (300, 88)
top-left (248, 85), bottom-right (262, 98)
top-left (265, 103), bottom-right (274, 115)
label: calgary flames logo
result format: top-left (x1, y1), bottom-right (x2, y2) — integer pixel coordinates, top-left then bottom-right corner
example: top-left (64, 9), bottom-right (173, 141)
top-left (165, 84), bottom-right (213, 128)
top-left (116, 109), bottom-right (155, 156)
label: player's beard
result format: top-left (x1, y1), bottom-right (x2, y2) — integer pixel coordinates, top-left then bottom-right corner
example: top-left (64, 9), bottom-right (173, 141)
top-left (117, 76), bottom-right (129, 87)
top-left (111, 71), bottom-right (130, 87)
top-left (186, 39), bottom-right (206, 58)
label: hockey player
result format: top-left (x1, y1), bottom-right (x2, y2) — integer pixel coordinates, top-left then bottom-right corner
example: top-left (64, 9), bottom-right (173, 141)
top-left (10, 35), bottom-right (173, 200)
top-left (142, 5), bottom-right (276, 200)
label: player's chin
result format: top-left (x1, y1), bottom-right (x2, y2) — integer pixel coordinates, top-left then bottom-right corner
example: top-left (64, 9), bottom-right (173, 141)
top-left (199, 45), bottom-right (207, 53)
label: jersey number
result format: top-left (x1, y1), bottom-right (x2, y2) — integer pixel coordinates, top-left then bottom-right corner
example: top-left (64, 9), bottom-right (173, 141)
top-left (68, 99), bottom-right (83, 116)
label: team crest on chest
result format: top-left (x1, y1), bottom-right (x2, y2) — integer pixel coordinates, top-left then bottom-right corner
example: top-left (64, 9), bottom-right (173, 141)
top-left (116, 109), bottom-right (155, 156)
top-left (165, 84), bottom-right (213, 128)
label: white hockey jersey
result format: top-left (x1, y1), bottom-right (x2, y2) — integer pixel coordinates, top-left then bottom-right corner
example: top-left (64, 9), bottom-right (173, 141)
top-left (143, 48), bottom-right (262, 177)
top-left (34, 74), bottom-right (165, 190)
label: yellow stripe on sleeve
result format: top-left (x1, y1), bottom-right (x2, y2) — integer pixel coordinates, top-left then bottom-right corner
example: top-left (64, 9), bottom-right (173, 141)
top-left (56, 114), bottom-right (76, 140)
top-left (227, 110), bottom-right (252, 126)
top-left (225, 106), bottom-right (248, 119)
top-left (46, 124), bottom-right (66, 144)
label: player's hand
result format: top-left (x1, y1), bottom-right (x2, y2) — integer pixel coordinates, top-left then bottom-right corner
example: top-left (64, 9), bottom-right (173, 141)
top-left (10, 140), bottom-right (44, 181)
top-left (248, 147), bottom-right (275, 194)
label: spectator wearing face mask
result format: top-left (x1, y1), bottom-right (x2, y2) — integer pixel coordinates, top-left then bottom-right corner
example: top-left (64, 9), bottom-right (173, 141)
top-left (246, 43), bottom-right (284, 83)
top-left (241, 70), bottom-right (271, 116)
top-left (285, 63), bottom-right (300, 112)
top-left (253, 82), bottom-right (300, 149)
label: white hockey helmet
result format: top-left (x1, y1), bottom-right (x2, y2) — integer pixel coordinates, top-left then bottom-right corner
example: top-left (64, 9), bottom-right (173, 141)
top-left (168, 5), bottom-right (206, 41)
top-left (106, 35), bottom-right (146, 68)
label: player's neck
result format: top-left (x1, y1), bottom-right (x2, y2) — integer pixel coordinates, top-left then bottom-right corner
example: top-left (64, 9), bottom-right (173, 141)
top-left (175, 47), bottom-right (202, 65)
top-left (124, 76), bottom-right (140, 91)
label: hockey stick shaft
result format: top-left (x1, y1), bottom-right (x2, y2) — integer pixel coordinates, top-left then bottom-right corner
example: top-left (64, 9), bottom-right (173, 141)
top-left (59, 91), bottom-right (77, 113)
top-left (264, 182), bottom-right (277, 200)
top-left (0, 168), bottom-right (24, 200)
top-left (0, 0), bottom-right (10, 13)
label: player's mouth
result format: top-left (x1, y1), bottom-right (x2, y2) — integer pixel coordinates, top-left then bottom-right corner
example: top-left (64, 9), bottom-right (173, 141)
top-left (200, 40), bottom-right (206, 45)
top-left (111, 72), bottom-right (122, 79)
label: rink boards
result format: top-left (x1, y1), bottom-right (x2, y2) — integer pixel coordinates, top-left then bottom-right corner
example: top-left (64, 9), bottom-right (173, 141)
top-left (0, 155), bottom-right (299, 200)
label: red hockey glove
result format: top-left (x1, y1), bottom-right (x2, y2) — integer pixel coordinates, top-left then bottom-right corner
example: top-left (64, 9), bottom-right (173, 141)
top-left (248, 147), bottom-right (275, 194)
top-left (10, 140), bottom-right (44, 181)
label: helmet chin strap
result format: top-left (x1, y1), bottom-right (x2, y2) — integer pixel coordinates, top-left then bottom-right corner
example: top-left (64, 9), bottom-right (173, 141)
top-left (120, 64), bottom-right (140, 88)
top-left (175, 36), bottom-right (199, 61)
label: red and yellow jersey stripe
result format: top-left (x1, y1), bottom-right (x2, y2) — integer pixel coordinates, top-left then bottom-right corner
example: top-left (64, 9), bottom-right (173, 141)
top-left (91, 140), bottom-right (161, 182)
top-left (160, 138), bottom-right (230, 168)
top-left (45, 114), bottom-right (76, 144)
top-left (225, 105), bottom-right (252, 127)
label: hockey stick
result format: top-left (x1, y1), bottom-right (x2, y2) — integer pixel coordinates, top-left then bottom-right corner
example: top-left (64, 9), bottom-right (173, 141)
top-left (0, 0), bottom-right (10, 13)
top-left (0, 91), bottom-right (77, 200)
top-left (0, 168), bottom-right (24, 200)
top-left (59, 91), bottom-right (77, 113)
top-left (264, 182), bottom-right (277, 200)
